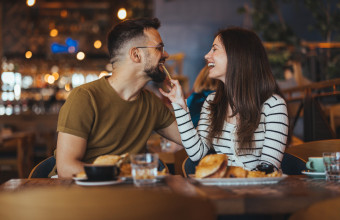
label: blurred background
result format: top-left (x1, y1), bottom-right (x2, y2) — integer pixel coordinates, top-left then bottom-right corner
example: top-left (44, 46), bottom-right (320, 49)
top-left (0, 0), bottom-right (339, 180)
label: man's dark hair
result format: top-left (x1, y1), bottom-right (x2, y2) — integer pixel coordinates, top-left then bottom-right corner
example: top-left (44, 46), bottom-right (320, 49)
top-left (107, 18), bottom-right (161, 64)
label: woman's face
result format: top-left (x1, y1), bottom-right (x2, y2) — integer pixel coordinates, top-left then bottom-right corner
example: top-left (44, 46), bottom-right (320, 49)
top-left (204, 36), bottom-right (228, 83)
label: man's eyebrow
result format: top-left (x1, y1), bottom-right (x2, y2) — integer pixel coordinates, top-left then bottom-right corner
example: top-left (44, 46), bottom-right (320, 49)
top-left (212, 44), bottom-right (218, 47)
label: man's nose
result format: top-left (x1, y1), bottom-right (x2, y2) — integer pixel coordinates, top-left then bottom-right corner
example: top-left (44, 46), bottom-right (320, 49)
top-left (163, 50), bottom-right (169, 59)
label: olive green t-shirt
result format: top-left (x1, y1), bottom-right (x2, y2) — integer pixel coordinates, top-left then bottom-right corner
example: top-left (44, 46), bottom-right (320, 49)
top-left (57, 77), bottom-right (175, 163)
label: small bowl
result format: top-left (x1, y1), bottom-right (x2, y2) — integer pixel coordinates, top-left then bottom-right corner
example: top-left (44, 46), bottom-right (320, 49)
top-left (84, 165), bottom-right (120, 181)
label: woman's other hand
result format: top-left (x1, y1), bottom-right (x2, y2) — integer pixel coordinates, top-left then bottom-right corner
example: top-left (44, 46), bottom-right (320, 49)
top-left (159, 79), bottom-right (187, 110)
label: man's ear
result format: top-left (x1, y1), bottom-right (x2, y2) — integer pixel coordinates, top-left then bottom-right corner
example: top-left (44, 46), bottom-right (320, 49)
top-left (129, 47), bottom-right (141, 63)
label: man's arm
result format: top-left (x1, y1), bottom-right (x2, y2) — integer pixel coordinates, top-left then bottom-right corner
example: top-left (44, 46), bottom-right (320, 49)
top-left (156, 121), bottom-right (182, 145)
top-left (56, 132), bottom-right (87, 178)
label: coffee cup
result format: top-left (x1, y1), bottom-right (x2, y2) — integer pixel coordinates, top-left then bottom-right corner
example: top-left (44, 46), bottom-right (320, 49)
top-left (84, 164), bottom-right (120, 181)
top-left (306, 157), bottom-right (325, 172)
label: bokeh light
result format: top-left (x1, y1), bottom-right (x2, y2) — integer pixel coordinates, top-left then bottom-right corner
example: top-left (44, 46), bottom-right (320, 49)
top-left (117, 8), bottom-right (127, 20)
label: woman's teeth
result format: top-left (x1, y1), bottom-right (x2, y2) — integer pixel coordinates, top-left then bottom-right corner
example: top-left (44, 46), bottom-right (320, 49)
top-left (208, 63), bottom-right (215, 67)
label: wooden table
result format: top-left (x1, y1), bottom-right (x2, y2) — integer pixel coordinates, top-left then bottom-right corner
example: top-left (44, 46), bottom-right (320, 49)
top-left (1, 175), bottom-right (340, 216)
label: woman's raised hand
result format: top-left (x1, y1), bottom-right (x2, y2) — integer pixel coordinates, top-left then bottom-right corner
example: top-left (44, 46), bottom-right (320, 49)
top-left (159, 79), bottom-right (187, 110)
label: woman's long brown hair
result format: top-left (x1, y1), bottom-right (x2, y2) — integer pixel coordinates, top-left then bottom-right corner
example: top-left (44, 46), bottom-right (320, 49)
top-left (207, 27), bottom-right (282, 154)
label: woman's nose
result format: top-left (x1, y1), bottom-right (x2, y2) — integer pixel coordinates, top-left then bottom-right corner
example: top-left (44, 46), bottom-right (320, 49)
top-left (204, 51), bottom-right (211, 60)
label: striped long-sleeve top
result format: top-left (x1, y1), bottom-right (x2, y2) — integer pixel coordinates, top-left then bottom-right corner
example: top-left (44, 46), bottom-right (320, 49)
top-left (172, 93), bottom-right (288, 171)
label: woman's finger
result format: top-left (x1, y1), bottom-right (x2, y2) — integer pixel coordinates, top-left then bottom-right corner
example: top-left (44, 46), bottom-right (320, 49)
top-left (159, 88), bottom-right (168, 97)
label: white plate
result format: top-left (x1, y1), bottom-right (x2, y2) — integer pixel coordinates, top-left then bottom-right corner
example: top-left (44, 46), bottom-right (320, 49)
top-left (119, 175), bottom-right (167, 182)
top-left (301, 170), bottom-right (326, 178)
top-left (72, 176), bottom-right (87, 181)
top-left (189, 174), bottom-right (287, 186)
top-left (75, 178), bottom-right (123, 186)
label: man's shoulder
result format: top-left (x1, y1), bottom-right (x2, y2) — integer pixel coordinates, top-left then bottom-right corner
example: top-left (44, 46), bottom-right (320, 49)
top-left (70, 77), bottom-right (107, 96)
top-left (77, 77), bottom-right (103, 90)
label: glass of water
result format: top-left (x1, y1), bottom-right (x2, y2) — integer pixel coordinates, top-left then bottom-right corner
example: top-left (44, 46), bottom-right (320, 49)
top-left (130, 153), bottom-right (159, 187)
top-left (323, 152), bottom-right (340, 182)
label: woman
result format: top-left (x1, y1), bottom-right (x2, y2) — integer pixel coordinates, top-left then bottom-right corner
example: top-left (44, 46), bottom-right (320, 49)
top-left (160, 27), bottom-right (288, 171)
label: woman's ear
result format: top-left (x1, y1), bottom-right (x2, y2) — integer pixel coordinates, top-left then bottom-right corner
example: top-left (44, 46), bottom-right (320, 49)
top-left (130, 47), bottom-right (141, 63)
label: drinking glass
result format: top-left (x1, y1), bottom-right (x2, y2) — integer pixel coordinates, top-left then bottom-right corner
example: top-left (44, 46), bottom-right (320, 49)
top-left (130, 153), bottom-right (159, 187)
top-left (323, 152), bottom-right (340, 182)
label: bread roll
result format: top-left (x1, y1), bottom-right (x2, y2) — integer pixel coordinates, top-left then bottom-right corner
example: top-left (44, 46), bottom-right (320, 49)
top-left (93, 155), bottom-right (121, 165)
top-left (195, 154), bottom-right (228, 178)
top-left (225, 166), bottom-right (247, 178)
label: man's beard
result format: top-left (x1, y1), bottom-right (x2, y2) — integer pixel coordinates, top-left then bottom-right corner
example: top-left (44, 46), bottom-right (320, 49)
top-left (145, 64), bottom-right (166, 83)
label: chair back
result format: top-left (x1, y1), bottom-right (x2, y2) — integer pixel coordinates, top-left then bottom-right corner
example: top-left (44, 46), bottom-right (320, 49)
top-left (158, 158), bottom-right (169, 173)
top-left (182, 157), bottom-right (200, 178)
top-left (281, 152), bottom-right (307, 175)
top-left (285, 139), bottom-right (340, 161)
top-left (29, 156), bottom-right (56, 178)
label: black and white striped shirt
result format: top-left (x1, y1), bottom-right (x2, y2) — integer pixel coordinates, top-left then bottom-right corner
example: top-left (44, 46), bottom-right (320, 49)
top-left (172, 93), bottom-right (288, 171)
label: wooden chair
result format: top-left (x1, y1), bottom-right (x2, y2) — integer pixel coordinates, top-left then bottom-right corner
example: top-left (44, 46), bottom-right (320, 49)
top-left (0, 187), bottom-right (216, 220)
top-left (158, 158), bottom-right (169, 173)
top-left (329, 104), bottom-right (340, 134)
top-left (182, 157), bottom-right (199, 178)
top-left (0, 131), bottom-right (35, 178)
top-left (28, 156), bottom-right (56, 178)
top-left (281, 152), bottom-right (306, 175)
top-left (285, 139), bottom-right (340, 162)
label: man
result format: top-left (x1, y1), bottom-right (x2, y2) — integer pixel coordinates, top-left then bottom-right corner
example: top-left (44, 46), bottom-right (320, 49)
top-left (56, 18), bottom-right (181, 178)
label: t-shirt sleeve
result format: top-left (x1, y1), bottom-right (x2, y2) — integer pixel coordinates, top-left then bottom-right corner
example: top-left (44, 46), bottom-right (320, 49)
top-left (150, 92), bottom-right (175, 130)
top-left (57, 87), bottom-right (95, 139)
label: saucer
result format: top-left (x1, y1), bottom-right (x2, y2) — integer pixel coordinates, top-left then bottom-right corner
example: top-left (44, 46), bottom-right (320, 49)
top-left (119, 174), bottom-right (167, 182)
top-left (75, 178), bottom-right (123, 186)
top-left (301, 170), bottom-right (326, 179)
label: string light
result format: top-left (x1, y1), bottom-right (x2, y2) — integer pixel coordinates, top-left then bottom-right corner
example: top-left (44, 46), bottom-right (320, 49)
top-left (44, 74), bottom-right (50, 82)
top-left (117, 8), bottom-right (127, 20)
top-left (25, 51), bottom-right (32, 59)
top-left (94, 40), bottom-right (102, 49)
top-left (47, 75), bottom-right (55, 84)
top-left (99, 71), bottom-right (109, 78)
top-left (26, 0), bottom-right (35, 7)
top-left (50, 29), bottom-right (58, 37)
top-left (76, 52), bottom-right (85, 60)
top-left (52, 72), bottom-right (59, 81)
top-left (60, 10), bottom-right (68, 18)
top-left (65, 83), bottom-right (71, 91)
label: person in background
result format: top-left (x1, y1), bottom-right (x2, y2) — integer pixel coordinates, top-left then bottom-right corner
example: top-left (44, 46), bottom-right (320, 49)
top-left (277, 59), bottom-right (312, 142)
top-left (277, 59), bottom-right (311, 93)
top-left (55, 18), bottom-right (181, 178)
top-left (160, 27), bottom-right (288, 171)
top-left (187, 65), bottom-right (219, 127)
